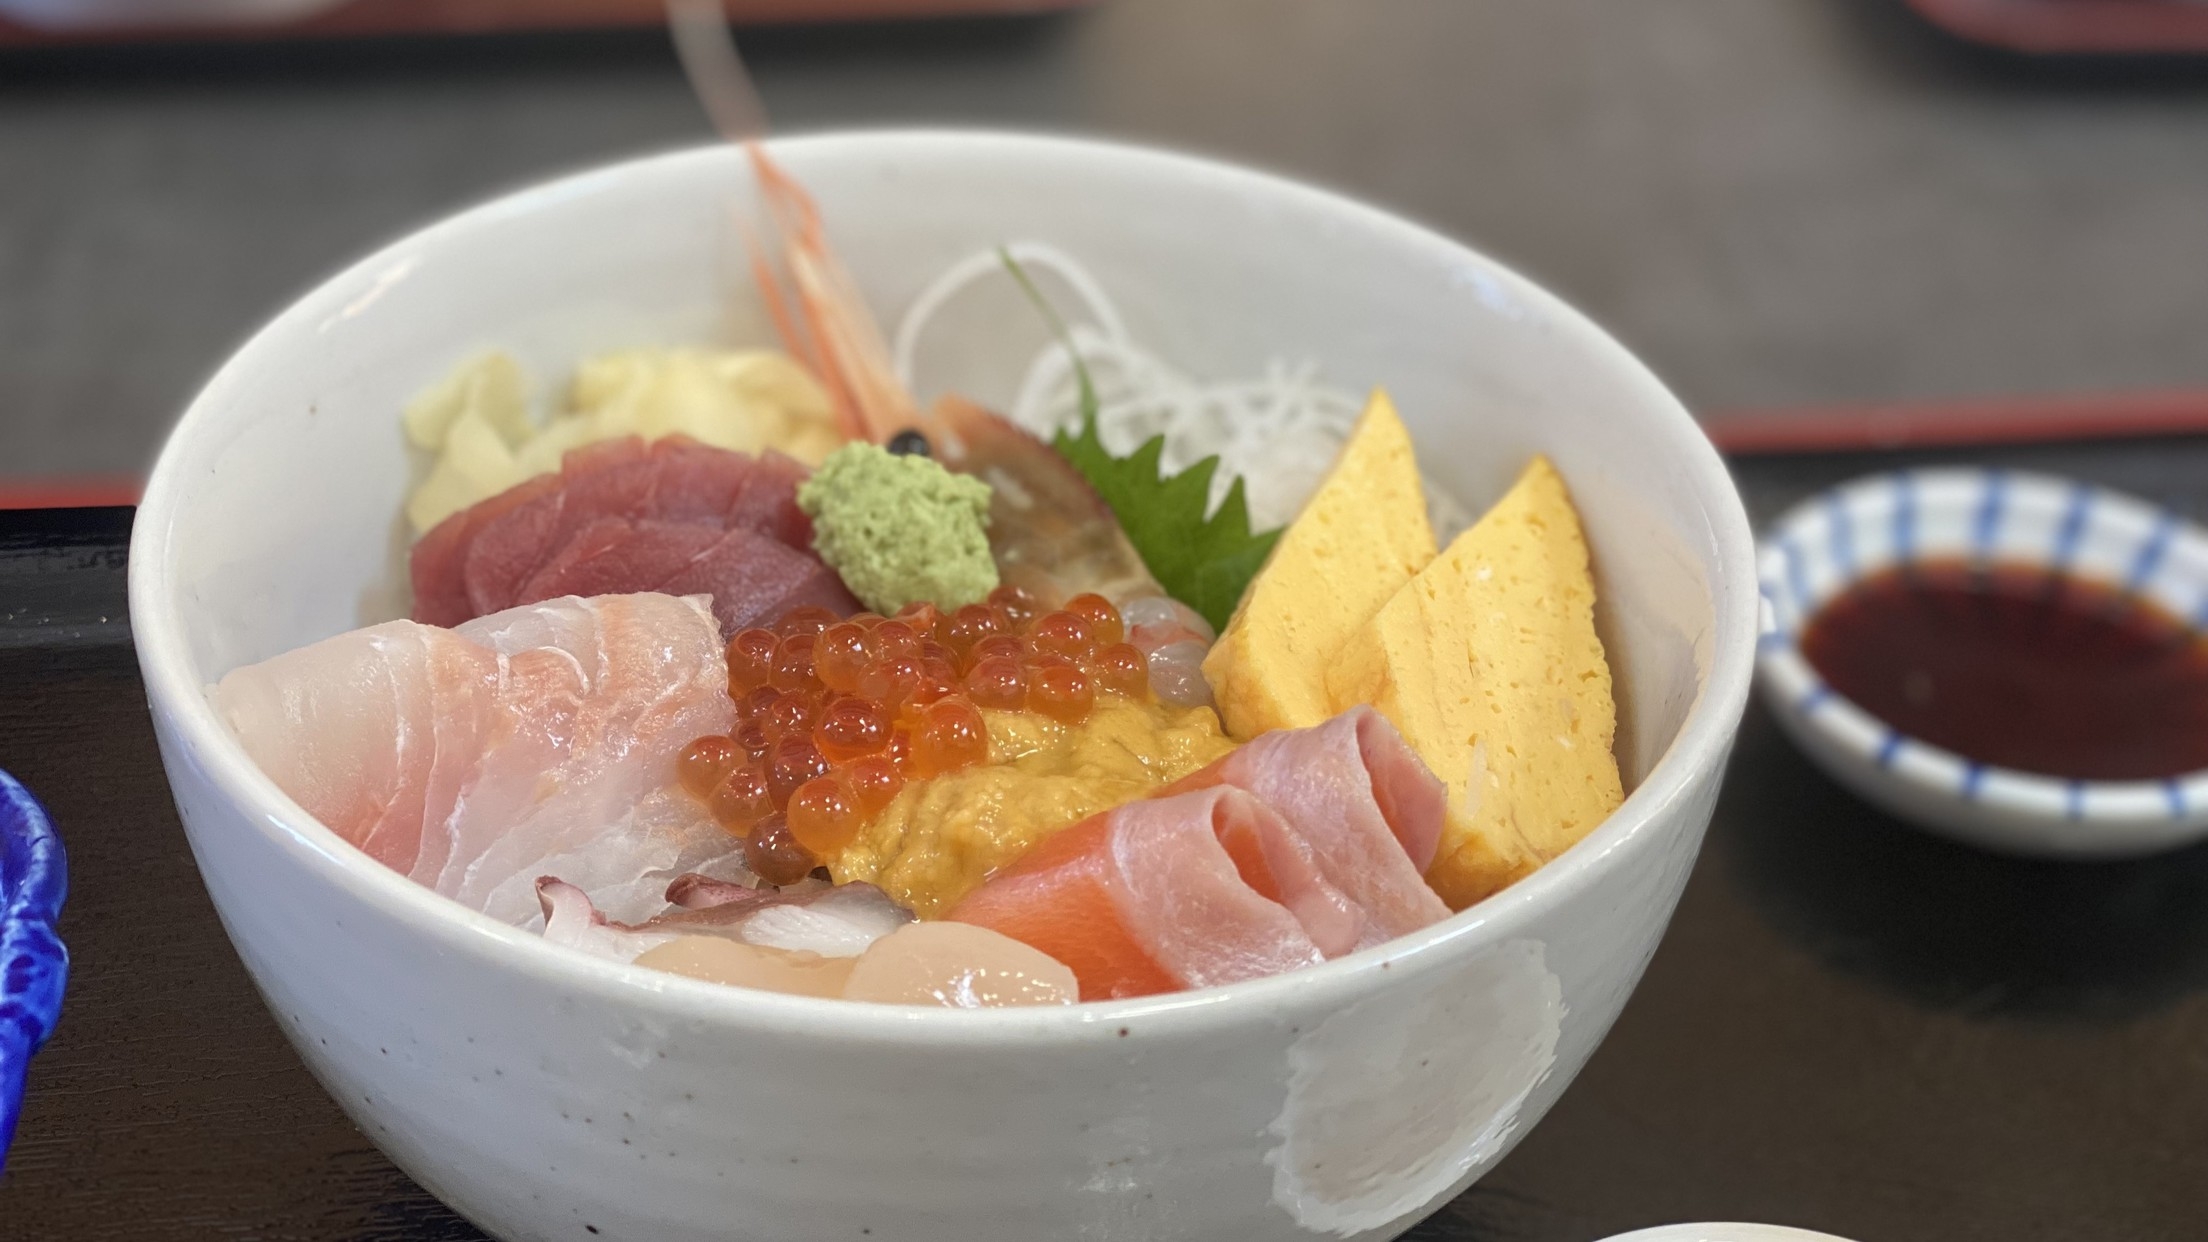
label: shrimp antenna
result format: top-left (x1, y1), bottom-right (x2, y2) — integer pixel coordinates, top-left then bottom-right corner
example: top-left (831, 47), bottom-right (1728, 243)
top-left (664, 0), bottom-right (919, 443)
top-left (665, 0), bottom-right (771, 142)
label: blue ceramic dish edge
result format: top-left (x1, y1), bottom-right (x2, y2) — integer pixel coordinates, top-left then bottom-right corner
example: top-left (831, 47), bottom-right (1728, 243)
top-left (0, 768), bottom-right (67, 1173)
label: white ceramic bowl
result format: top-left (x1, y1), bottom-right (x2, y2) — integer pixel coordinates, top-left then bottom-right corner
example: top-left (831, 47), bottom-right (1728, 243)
top-left (1758, 467), bottom-right (2208, 858)
top-left (130, 132), bottom-right (1757, 1242)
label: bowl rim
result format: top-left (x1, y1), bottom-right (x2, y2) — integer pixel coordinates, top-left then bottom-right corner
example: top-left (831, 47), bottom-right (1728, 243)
top-left (1755, 464), bottom-right (2208, 853)
top-left (128, 128), bottom-right (1759, 1042)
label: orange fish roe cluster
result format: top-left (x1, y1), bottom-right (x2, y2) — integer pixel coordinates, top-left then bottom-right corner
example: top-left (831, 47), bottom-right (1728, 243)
top-left (676, 588), bottom-right (1151, 884)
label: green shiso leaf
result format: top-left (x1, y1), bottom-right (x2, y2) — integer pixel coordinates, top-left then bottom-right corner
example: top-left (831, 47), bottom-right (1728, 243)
top-left (999, 248), bottom-right (1281, 632)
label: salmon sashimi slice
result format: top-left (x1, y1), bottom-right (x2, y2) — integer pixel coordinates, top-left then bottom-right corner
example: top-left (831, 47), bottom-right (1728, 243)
top-left (214, 592), bottom-right (741, 927)
top-left (946, 788), bottom-right (1334, 1000)
top-left (1161, 706), bottom-right (1450, 948)
top-left (1209, 802), bottom-right (1366, 957)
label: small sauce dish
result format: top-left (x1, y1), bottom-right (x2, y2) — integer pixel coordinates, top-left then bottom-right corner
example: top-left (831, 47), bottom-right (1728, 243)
top-left (1757, 466), bottom-right (2208, 858)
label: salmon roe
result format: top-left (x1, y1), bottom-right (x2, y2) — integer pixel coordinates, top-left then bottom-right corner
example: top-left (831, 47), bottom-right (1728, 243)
top-left (707, 763), bottom-right (773, 834)
top-left (676, 734), bottom-right (741, 798)
top-left (845, 754), bottom-right (904, 816)
top-left (744, 813), bottom-right (817, 886)
top-left (726, 628), bottom-right (778, 695)
top-left (987, 583), bottom-right (1040, 630)
top-left (680, 594), bottom-right (1151, 856)
top-left (815, 622), bottom-right (873, 693)
top-left (1063, 593), bottom-right (1124, 647)
top-left (786, 776), bottom-right (862, 855)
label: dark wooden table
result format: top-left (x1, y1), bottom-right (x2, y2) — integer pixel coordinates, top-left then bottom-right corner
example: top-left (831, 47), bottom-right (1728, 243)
top-left (2, 440), bottom-right (2206, 1241)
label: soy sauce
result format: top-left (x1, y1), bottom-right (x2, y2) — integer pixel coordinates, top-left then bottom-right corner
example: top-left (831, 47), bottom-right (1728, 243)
top-left (1800, 559), bottom-right (2208, 781)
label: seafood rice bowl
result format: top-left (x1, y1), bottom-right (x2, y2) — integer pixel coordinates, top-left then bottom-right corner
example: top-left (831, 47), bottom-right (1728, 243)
top-left (131, 131), bottom-right (1756, 1241)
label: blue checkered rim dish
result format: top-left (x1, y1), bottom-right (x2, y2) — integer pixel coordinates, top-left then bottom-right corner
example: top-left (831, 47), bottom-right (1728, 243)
top-left (1, 769), bottom-right (66, 1173)
top-left (1756, 467), bottom-right (2208, 856)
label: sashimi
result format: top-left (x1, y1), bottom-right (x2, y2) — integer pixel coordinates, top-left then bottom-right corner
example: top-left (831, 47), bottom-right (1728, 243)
top-left (409, 435), bottom-right (857, 637)
top-left (215, 592), bottom-right (741, 926)
top-left (212, 620), bottom-right (499, 876)
top-left (655, 527), bottom-right (860, 636)
top-left (463, 437), bottom-right (663, 615)
top-left (513, 518), bottom-right (726, 605)
top-left (946, 787), bottom-right (1334, 1000)
top-left (720, 451), bottom-right (815, 548)
top-left (538, 875), bottom-right (911, 962)
top-left (541, 880), bottom-right (1074, 1008)
top-left (410, 470), bottom-right (563, 627)
top-left (1163, 706), bottom-right (1450, 947)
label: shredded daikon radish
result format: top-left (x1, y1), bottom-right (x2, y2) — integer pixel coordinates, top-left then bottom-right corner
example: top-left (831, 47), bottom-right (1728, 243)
top-left (893, 242), bottom-right (1474, 538)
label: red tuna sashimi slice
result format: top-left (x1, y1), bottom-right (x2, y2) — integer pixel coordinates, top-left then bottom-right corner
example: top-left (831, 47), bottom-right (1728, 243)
top-left (513, 517), bottom-right (728, 605)
top-left (720, 450), bottom-right (813, 548)
top-left (1163, 706), bottom-right (1450, 948)
top-left (461, 438), bottom-right (661, 618)
top-left (658, 526), bottom-right (862, 636)
top-left (610, 436), bottom-right (809, 541)
top-left (636, 436), bottom-right (755, 523)
top-left (644, 438), bottom-right (807, 537)
top-left (216, 593), bottom-right (741, 927)
top-left (618, 434), bottom-right (777, 518)
top-left (474, 437), bottom-right (812, 616)
top-left (418, 436), bottom-right (846, 635)
top-left (947, 787), bottom-right (1336, 1000)
top-left (411, 470), bottom-right (565, 628)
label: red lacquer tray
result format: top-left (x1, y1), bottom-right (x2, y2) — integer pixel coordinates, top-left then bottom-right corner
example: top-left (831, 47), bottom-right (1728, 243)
top-left (1906, 0), bottom-right (2208, 53)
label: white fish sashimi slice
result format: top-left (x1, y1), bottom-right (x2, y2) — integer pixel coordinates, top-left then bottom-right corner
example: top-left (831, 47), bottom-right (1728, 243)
top-left (412, 627), bottom-right (503, 883)
top-left (726, 885), bottom-right (915, 957)
top-left (426, 625), bottom-right (590, 908)
top-left (215, 591), bottom-right (736, 928)
top-left (447, 593), bottom-right (736, 926)
top-left (502, 787), bottom-right (747, 929)
top-left (441, 596), bottom-right (733, 923)
top-left (214, 621), bottom-right (497, 876)
top-left (455, 591), bottom-right (606, 658)
top-left (350, 626), bottom-right (438, 870)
